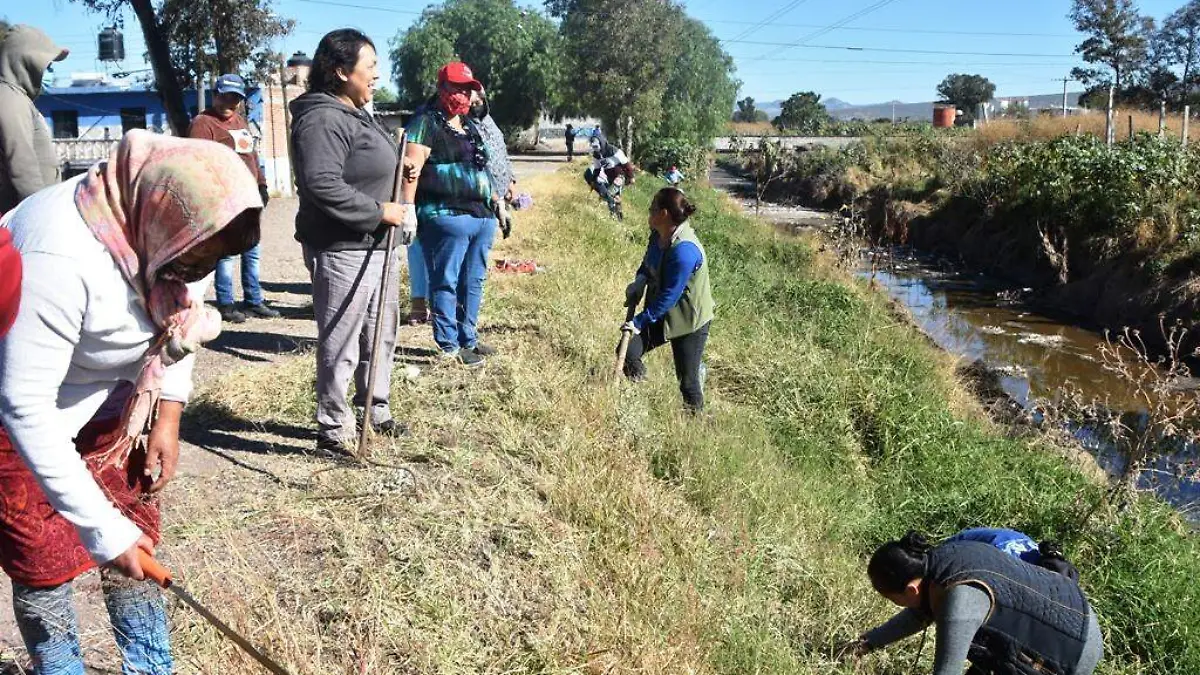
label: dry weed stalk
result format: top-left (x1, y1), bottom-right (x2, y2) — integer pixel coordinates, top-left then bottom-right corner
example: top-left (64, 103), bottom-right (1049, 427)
top-left (1047, 320), bottom-right (1200, 525)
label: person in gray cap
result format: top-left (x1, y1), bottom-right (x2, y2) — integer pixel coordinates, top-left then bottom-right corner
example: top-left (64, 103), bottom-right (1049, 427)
top-left (188, 73), bottom-right (279, 322)
top-left (0, 25), bottom-right (68, 213)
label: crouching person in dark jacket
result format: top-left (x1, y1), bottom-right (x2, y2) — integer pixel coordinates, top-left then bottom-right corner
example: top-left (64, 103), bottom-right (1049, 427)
top-left (838, 532), bottom-right (1103, 675)
top-left (618, 187), bottom-right (714, 412)
top-left (290, 29), bottom-right (415, 455)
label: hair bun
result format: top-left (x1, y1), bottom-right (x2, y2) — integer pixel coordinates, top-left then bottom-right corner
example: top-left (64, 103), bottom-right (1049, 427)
top-left (900, 530), bottom-right (932, 554)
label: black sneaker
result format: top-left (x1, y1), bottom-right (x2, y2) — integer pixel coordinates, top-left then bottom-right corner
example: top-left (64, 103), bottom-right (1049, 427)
top-left (458, 349), bottom-right (486, 368)
top-left (373, 419), bottom-right (410, 437)
top-left (217, 304), bottom-right (247, 324)
top-left (243, 302), bottom-right (281, 319)
top-left (470, 343), bottom-right (497, 357)
top-left (315, 436), bottom-right (354, 458)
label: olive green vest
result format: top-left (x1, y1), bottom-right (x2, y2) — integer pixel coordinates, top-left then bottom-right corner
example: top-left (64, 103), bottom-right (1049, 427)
top-left (645, 223), bottom-right (714, 340)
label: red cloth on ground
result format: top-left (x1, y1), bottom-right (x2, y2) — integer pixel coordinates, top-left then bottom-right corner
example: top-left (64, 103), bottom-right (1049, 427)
top-left (0, 388), bottom-right (160, 588)
top-left (0, 227), bottom-right (20, 337)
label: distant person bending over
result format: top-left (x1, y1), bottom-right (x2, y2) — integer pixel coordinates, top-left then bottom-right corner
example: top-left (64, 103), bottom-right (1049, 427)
top-left (290, 29), bottom-right (412, 454)
top-left (839, 532), bottom-right (1103, 675)
top-left (0, 131), bottom-right (262, 675)
top-left (584, 136), bottom-right (634, 218)
top-left (0, 25), bottom-right (69, 213)
top-left (619, 188), bottom-right (714, 411)
top-left (189, 72), bottom-right (279, 323)
top-left (402, 61), bottom-right (499, 367)
top-left (564, 123), bottom-right (576, 161)
top-left (664, 165), bottom-right (684, 186)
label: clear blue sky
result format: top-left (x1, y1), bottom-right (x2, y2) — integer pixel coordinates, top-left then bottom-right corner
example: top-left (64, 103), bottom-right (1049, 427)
top-left (3, 0), bottom-right (1191, 105)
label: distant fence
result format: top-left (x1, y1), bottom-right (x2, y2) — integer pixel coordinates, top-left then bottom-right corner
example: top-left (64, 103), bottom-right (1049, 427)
top-left (54, 138), bottom-right (120, 175)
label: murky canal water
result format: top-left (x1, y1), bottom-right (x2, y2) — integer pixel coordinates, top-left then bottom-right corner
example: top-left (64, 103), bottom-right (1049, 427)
top-left (711, 166), bottom-right (1199, 517)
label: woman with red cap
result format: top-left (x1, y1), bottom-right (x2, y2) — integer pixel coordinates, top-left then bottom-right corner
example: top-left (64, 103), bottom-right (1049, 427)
top-left (402, 61), bottom-right (500, 367)
top-left (0, 130), bottom-right (262, 674)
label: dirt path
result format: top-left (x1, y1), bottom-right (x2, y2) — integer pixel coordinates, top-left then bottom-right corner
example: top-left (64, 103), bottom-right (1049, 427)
top-left (0, 154), bottom-right (570, 673)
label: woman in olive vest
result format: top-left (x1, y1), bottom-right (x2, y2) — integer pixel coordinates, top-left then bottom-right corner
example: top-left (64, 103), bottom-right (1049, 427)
top-left (619, 187), bottom-right (714, 411)
top-left (840, 531), bottom-right (1103, 675)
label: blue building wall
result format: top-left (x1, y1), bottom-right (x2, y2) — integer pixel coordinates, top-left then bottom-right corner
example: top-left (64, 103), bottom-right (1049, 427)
top-left (35, 85), bottom-right (264, 139)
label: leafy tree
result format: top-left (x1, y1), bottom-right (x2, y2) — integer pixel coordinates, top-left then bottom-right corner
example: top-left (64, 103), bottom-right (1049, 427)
top-left (653, 16), bottom-right (737, 148)
top-left (373, 86), bottom-right (398, 105)
top-left (157, 0), bottom-right (294, 87)
top-left (552, 0), bottom-right (682, 155)
top-left (773, 91), bottom-right (830, 133)
top-left (733, 97), bottom-right (759, 122)
top-left (71, 0), bottom-right (292, 135)
top-left (1005, 101), bottom-right (1032, 120)
top-left (72, 0), bottom-right (190, 134)
top-left (1157, 1), bottom-right (1200, 101)
top-left (936, 73), bottom-right (996, 122)
top-left (392, 0), bottom-right (563, 137)
top-left (1069, 0), bottom-right (1154, 89)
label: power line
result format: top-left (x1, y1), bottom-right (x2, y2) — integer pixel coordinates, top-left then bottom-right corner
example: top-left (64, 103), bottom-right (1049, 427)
top-left (725, 42), bottom-right (1078, 58)
top-left (724, 0), bottom-right (815, 44)
top-left (752, 0), bottom-right (904, 61)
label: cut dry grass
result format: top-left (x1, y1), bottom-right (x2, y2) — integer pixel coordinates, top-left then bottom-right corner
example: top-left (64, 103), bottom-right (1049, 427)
top-left (165, 169), bottom-right (1199, 674)
top-left (978, 111), bottom-right (1200, 145)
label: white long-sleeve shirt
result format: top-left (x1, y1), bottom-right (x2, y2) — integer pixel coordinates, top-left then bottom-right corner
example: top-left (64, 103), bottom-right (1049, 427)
top-left (0, 176), bottom-right (205, 564)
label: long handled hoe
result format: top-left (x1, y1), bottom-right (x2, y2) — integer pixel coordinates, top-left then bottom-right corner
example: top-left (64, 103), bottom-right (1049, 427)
top-left (358, 130), bottom-right (408, 459)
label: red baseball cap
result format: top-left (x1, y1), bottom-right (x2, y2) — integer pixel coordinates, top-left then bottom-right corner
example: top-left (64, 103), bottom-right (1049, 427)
top-left (0, 228), bottom-right (21, 338)
top-left (437, 62), bottom-right (482, 90)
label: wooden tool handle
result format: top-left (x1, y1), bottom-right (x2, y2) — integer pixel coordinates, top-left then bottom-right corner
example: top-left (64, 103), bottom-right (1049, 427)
top-left (138, 549), bottom-right (173, 588)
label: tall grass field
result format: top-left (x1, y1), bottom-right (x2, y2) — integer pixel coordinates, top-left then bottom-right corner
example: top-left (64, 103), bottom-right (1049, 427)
top-left (178, 169), bottom-right (1199, 674)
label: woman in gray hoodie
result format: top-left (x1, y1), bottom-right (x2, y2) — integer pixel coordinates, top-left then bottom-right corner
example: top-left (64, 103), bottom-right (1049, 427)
top-left (290, 29), bottom-right (415, 455)
top-left (0, 25), bottom-right (68, 213)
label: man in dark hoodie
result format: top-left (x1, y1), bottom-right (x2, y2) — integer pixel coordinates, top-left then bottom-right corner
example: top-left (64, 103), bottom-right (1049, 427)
top-left (0, 25), bottom-right (68, 214)
top-left (290, 29), bottom-right (414, 454)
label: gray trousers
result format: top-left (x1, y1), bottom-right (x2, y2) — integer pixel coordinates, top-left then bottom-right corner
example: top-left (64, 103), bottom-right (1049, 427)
top-left (304, 245), bottom-right (400, 443)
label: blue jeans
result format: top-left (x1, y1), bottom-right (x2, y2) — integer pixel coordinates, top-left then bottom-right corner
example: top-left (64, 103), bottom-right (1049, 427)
top-left (407, 237), bottom-right (429, 300)
top-left (214, 243), bottom-right (264, 306)
top-left (419, 214), bottom-right (497, 352)
top-left (12, 576), bottom-right (173, 675)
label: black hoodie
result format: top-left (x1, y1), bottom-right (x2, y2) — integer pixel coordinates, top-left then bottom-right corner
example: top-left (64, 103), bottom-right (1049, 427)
top-left (289, 92), bottom-right (399, 251)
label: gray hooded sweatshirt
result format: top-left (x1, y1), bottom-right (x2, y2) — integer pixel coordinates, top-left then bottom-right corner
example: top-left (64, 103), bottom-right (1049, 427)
top-left (290, 92), bottom-right (399, 251)
top-left (0, 25), bottom-right (66, 213)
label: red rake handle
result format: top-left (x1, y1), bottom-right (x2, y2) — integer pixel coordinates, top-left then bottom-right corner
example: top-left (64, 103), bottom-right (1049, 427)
top-left (138, 549), bottom-right (173, 588)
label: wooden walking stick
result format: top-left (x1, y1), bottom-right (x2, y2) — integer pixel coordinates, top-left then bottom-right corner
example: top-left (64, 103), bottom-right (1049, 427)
top-left (358, 129), bottom-right (408, 459)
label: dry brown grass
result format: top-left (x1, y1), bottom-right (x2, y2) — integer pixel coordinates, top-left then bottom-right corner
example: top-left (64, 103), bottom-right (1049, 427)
top-left (978, 111), bottom-right (1200, 145)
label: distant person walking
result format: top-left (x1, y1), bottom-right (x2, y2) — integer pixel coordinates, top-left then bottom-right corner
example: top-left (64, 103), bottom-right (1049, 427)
top-left (291, 29), bottom-right (413, 454)
top-left (619, 188), bottom-right (714, 411)
top-left (0, 25), bottom-right (68, 213)
top-left (565, 123), bottom-right (576, 161)
top-left (401, 61), bottom-right (499, 367)
top-left (188, 73), bottom-right (279, 323)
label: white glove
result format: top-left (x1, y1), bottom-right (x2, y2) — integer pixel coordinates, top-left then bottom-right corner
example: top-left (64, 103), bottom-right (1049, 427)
top-left (613, 175), bottom-right (626, 188)
top-left (621, 320), bottom-right (639, 335)
top-left (400, 204), bottom-right (418, 246)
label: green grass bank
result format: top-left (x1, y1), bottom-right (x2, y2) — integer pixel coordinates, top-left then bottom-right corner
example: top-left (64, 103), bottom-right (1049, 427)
top-left (179, 169), bottom-right (1198, 674)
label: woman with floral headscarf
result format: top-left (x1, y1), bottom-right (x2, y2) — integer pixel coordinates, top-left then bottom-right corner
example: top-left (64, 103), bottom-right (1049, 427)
top-left (0, 130), bottom-right (261, 674)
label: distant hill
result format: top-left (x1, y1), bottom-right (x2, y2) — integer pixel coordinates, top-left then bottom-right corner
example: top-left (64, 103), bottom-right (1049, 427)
top-left (750, 97), bottom-right (855, 120)
top-left (828, 92), bottom-right (1084, 122)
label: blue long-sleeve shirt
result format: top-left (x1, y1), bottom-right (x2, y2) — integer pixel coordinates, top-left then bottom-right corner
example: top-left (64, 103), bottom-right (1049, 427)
top-left (634, 237), bottom-right (703, 333)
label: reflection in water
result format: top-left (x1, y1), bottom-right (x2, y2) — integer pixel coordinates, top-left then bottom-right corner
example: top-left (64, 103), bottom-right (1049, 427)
top-left (855, 248), bottom-right (1200, 516)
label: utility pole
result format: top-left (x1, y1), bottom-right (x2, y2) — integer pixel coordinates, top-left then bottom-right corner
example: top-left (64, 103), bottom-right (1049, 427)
top-left (1059, 76), bottom-right (1071, 117)
top-left (1105, 84), bottom-right (1115, 146)
top-left (891, 101), bottom-right (896, 125)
